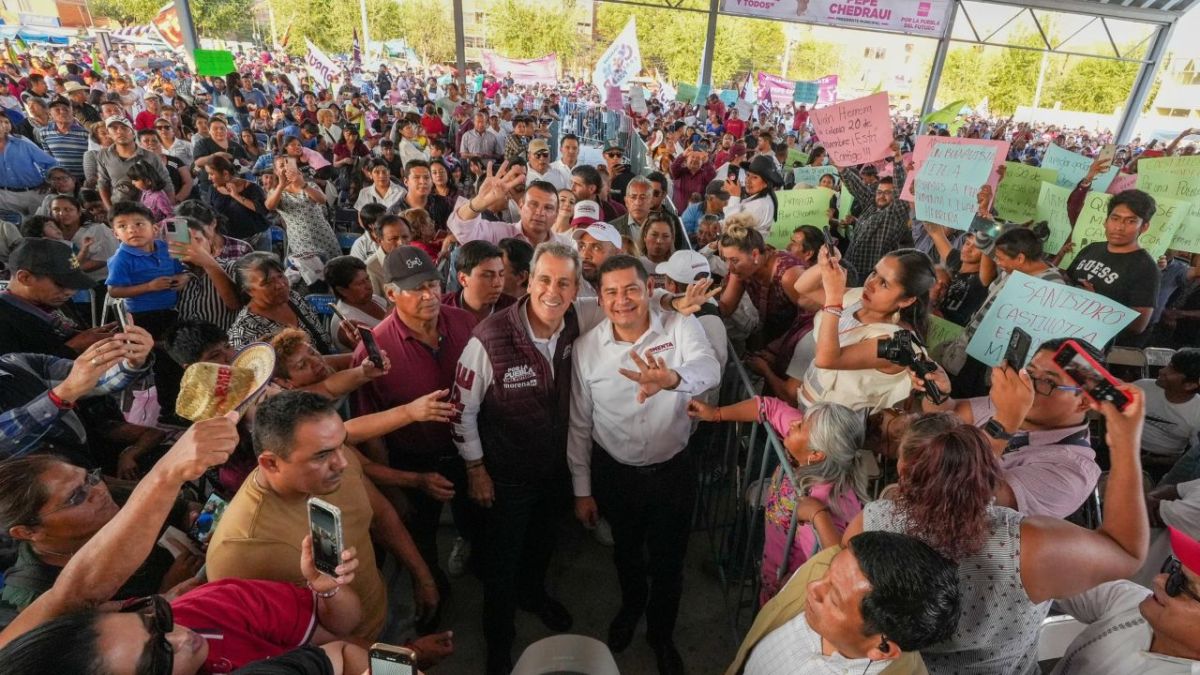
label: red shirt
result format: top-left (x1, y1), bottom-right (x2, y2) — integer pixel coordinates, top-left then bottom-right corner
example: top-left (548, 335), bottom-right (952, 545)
top-left (725, 118), bottom-right (746, 140)
top-left (134, 110), bottom-right (159, 131)
top-left (171, 578), bottom-right (315, 674)
top-left (333, 141), bottom-right (370, 161)
top-left (421, 114), bottom-right (447, 139)
top-left (352, 305), bottom-right (477, 468)
top-left (793, 109), bottom-right (809, 131)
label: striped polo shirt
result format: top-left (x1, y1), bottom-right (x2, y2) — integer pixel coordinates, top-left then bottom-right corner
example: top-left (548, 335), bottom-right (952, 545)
top-left (39, 122), bottom-right (90, 180)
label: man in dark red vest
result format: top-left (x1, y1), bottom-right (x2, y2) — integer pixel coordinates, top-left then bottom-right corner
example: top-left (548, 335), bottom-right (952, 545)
top-left (452, 241), bottom-right (585, 675)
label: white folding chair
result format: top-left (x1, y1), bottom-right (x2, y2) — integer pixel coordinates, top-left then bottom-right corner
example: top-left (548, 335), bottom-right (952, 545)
top-left (513, 635), bottom-right (620, 675)
top-left (1107, 347), bottom-right (1147, 382)
top-left (1037, 615), bottom-right (1087, 662)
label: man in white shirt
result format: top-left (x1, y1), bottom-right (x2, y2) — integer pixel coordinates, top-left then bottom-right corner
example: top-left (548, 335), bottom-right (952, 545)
top-left (568, 254), bottom-right (720, 674)
top-left (1135, 349), bottom-right (1200, 475)
top-left (448, 164), bottom-right (574, 248)
top-left (550, 134), bottom-right (579, 177)
top-left (525, 139), bottom-right (569, 191)
top-left (1051, 526), bottom-right (1200, 675)
top-left (730, 532), bottom-right (961, 675)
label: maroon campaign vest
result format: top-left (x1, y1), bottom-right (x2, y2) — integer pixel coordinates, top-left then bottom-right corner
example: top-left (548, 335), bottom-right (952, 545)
top-left (466, 297), bottom-right (580, 484)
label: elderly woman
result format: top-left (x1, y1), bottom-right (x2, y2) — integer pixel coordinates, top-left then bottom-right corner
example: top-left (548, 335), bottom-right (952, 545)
top-left (324, 255), bottom-right (389, 352)
top-left (638, 215), bottom-right (675, 274)
top-left (227, 252), bottom-right (334, 353)
top-left (265, 155), bottom-right (342, 261)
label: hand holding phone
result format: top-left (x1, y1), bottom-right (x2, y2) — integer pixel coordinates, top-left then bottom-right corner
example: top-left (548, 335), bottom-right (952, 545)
top-left (1051, 340), bottom-right (1132, 411)
top-left (822, 226), bottom-right (838, 259)
top-left (307, 498), bottom-right (344, 577)
top-left (1004, 327), bottom-right (1032, 370)
top-left (369, 643), bottom-right (416, 675)
top-left (331, 305), bottom-right (384, 368)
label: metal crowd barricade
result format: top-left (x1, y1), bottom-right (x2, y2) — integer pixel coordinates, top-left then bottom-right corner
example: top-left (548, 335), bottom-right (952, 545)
top-left (556, 106), bottom-right (648, 176)
top-left (692, 350), bottom-right (807, 643)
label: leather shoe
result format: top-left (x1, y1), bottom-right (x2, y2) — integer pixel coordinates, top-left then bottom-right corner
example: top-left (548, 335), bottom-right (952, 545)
top-left (606, 608), bottom-right (640, 652)
top-left (649, 639), bottom-right (685, 675)
top-left (519, 596), bottom-right (573, 632)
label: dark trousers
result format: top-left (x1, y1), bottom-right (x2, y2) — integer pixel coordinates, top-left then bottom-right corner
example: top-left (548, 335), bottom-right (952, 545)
top-left (592, 443), bottom-right (695, 645)
top-left (482, 473), bottom-right (569, 660)
top-left (392, 451), bottom-right (484, 590)
top-left (130, 309), bottom-right (182, 421)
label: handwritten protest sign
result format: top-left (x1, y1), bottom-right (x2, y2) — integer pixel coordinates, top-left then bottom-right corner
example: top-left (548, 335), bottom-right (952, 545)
top-left (629, 85), bottom-right (647, 115)
top-left (1042, 144), bottom-right (1120, 192)
top-left (787, 149), bottom-right (810, 168)
top-left (840, 185), bottom-right (854, 219)
top-left (913, 143), bottom-right (996, 231)
top-left (1137, 156), bottom-right (1200, 253)
top-left (793, 165), bottom-right (839, 187)
top-left (719, 89), bottom-right (739, 105)
top-left (1058, 191), bottom-right (1112, 269)
top-left (926, 316), bottom-right (965, 364)
top-left (809, 92), bottom-right (892, 167)
top-left (1140, 197), bottom-right (1189, 260)
top-left (1035, 182), bottom-right (1074, 258)
top-left (694, 84), bottom-right (712, 105)
top-left (901, 136), bottom-right (1008, 202)
top-left (966, 271), bottom-right (1137, 367)
top-left (675, 83), bottom-right (698, 103)
top-left (794, 80), bottom-right (819, 104)
top-left (1106, 172), bottom-right (1137, 195)
top-left (767, 188), bottom-right (834, 250)
top-left (995, 163), bottom-right (1058, 223)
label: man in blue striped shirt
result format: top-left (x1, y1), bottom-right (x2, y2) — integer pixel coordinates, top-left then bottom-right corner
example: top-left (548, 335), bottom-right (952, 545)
top-left (0, 326), bottom-right (154, 461)
top-left (39, 97), bottom-right (89, 182)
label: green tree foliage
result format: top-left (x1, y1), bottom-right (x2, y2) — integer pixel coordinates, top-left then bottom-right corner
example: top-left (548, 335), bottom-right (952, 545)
top-left (595, 5), bottom-right (783, 87)
top-left (938, 46), bottom-right (990, 111)
top-left (270, 0), bottom-right (452, 64)
top-left (91, 0), bottom-right (254, 39)
top-left (785, 39), bottom-right (845, 83)
top-left (1044, 57), bottom-right (1141, 114)
top-left (485, 0), bottom-right (580, 63)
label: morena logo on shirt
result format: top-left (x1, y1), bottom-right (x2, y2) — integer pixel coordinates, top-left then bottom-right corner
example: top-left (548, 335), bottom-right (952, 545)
top-left (646, 341), bottom-right (675, 356)
top-left (502, 364), bottom-right (538, 389)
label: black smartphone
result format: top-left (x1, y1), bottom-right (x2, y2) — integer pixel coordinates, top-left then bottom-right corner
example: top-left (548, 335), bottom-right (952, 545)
top-left (1004, 327), bottom-right (1032, 370)
top-left (821, 226), bottom-right (837, 258)
top-left (360, 329), bottom-right (384, 370)
top-left (369, 643), bottom-right (416, 675)
top-left (307, 497), bottom-right (344, 577)
top-left (1052, 340), bottom-right (1132, 411)
top-left (728, 165), bottom-right (739, 181)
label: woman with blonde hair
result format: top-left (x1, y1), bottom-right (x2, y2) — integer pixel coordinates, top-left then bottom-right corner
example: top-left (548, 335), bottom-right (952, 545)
top-left (718, 213), bottom-right (811, 367)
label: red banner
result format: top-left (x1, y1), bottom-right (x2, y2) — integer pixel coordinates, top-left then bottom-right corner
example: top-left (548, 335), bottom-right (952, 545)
top-left (151, 2), bottom-right (184, 50)
top-left (481, 51), bottom-right (558, 85)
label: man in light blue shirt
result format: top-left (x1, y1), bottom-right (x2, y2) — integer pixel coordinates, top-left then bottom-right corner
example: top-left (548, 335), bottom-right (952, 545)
top-left (0, 113), bottom-right (58, 215)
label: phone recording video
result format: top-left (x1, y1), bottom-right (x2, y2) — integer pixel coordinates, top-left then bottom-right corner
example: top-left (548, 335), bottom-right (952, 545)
top-left (1052, 340), bottom-right (1131, 411)
top-left (307, 498), bottom-right (343, 577)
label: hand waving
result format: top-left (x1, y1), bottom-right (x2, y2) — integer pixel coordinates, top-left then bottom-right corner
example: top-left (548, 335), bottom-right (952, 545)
top-left (618, 349), bottom-right (681, 403)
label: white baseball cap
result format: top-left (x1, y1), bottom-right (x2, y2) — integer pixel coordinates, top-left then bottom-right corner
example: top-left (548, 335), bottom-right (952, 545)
top-left (570, 200), bottom-right (602, 227)
top-left (571, 221), bottom-right (622, 249)
top-left (656, 250), bottom-right (712, 285)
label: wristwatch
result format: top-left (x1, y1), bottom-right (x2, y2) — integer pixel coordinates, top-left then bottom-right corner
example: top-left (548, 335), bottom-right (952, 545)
top-left (983, 418), bottom-right (1013, 442)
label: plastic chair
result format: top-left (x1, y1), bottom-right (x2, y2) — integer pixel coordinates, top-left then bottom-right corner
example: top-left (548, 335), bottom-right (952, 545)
top-left (1107, 347), bottom-right (1146, 383)
top-left (304, 294), bottom-right (337, 332)
top-left (1036, 615), bottom-right (1087, 662)
top-left (512, 635), bottom-right (620, 675)
top-left (1144, 348), bottom-right (1176, 377)
top-left (337, 232), bottom-right (359, 252)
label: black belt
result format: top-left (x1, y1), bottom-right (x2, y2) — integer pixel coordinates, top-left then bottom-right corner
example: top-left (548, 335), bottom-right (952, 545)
top-left (595, 442), bottom-right (688, 476)
top-left (0, 186), bottom-right (38, 192)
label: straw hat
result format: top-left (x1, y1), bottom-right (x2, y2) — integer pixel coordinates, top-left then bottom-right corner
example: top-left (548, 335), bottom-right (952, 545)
top-left (176, 343), bottom-right (275, 421)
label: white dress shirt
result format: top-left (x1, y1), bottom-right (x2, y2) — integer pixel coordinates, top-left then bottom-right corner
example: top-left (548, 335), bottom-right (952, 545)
top-left (550, 159), bottom-right (576, 177)
top-left (567, 309), bottom-right (720, 496)
top-left (744, 610), bottom-right (887, 675)
top-left (447, 196), bottom-right (576, 248)
top-left (353, 183), bottom-right (407, 211)
top-left (349, 233), bottom-right (378, 262)
top-left (724, 193), bottom-right (775, 236)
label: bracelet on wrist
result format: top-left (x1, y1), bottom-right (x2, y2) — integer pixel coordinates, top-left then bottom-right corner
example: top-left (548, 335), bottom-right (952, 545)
top-left (306, 581), bottom-right (341, 598)
top-left (465, 459), bottom-right (485, 470)
top-left (822, 307), bottom-right (844, 317)
top-left (47, 389), bottom-right (75, 410)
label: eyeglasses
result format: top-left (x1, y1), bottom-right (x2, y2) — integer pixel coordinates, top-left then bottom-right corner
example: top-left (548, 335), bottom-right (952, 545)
top-left (1029, 375), bottom-right (1083, 397)
top-left (604, 152), bottom-right (623, 158)
top-left (43, 468), bottom-right (103, 517)
top-left (120, 595), bottom-right (175, 675)
top-left (532, 151), bottom-right (549, 158)
top-left (1162, 556), bottom-right (1200, 602)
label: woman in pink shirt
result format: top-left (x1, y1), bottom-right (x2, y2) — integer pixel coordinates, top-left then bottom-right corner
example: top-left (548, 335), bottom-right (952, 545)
top-left (688, 396), bottom-right (868, 604)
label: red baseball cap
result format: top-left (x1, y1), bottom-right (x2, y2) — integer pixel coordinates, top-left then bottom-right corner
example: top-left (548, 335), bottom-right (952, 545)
top-left (1169, 526), bottom-right (1200, 575)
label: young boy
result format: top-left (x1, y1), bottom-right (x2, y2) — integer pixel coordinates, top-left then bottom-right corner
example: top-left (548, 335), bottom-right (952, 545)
top-left (349, 201), bottom-right (387, 262)
top-left (1135, 348), bottom-right (1200, 478)
top-left (106, 201), bottom-right (190, 421)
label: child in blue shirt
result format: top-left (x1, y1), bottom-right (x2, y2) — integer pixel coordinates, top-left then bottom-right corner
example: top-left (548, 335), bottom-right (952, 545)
top-left (106, 201), bottom-right (189, 421)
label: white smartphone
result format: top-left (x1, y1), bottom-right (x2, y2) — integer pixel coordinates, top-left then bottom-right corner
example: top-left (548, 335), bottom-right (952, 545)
top-left (307, 497), bottom-right (344, 577)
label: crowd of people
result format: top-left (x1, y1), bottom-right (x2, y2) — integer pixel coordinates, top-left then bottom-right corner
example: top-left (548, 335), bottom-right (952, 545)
top-left (0, 39), bottom-right (1198, 675)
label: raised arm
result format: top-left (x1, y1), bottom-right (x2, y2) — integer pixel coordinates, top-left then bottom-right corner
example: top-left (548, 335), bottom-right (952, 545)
top-left (0, 413), bottom-right (239, 647)
top-left (1020, 386), bottom-right (1148, 604)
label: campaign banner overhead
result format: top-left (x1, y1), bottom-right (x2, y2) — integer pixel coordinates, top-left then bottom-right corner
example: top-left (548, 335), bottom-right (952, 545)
top-left (723, 0), bottom-right (951, 38)
top-left (758, 72), bottom-right (836, 108)
top-left (481, 51), bottom-right (558, 85)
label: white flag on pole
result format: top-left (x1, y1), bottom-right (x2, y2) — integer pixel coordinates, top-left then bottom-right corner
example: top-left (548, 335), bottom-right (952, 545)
top-left (592, 17), bottom-right (641, 92)
top-left (305, 38), bottom-right (338, 89)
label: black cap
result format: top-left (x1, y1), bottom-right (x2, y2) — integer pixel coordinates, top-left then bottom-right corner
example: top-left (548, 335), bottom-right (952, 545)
top-left (383, 246), bottom-right (440, 291)
top-left (8, 238), bottom-right (94, 289)
top-left (745, 155), bottom-right (785, 190)
top-left (705, 180), bottom-right (730, 200)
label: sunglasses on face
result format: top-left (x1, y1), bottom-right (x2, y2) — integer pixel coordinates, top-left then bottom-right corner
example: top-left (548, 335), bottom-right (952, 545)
top-left (533, 151), bottom-right (549, 158)
top-left (1162, 556), bottom-right (1200, 602)
top-left (604, 152), bottom-right (623, 158)
top-left (120, 595), bottom-right (175, 675)
top-left (43, 468), bottom-right (102, 517)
